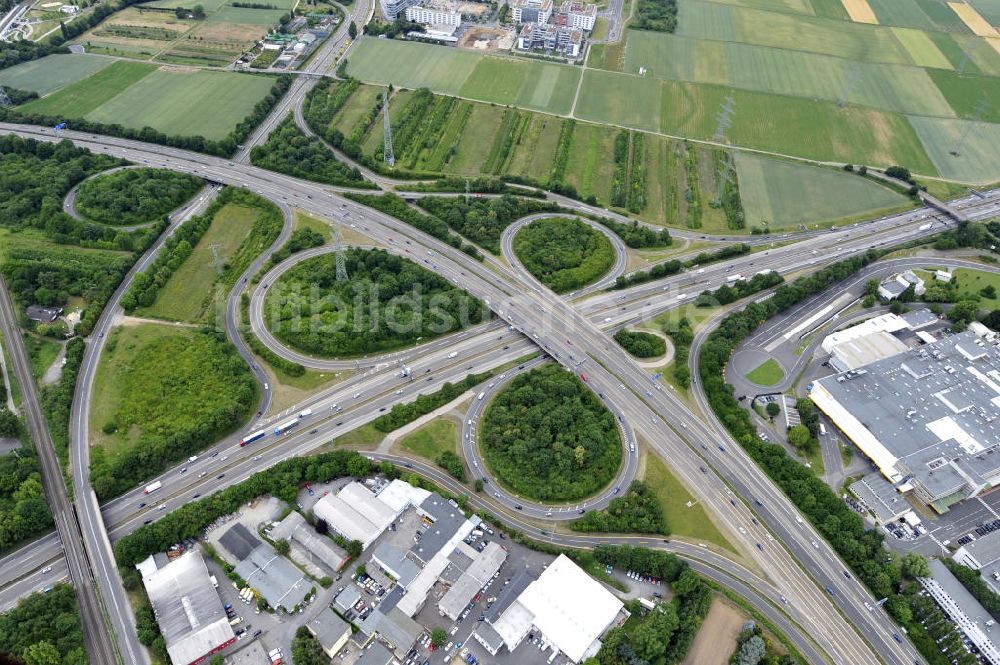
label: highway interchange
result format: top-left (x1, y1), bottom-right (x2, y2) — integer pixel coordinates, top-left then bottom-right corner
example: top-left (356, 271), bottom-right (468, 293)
top-left (3, 5), bottom-right (1000, 661)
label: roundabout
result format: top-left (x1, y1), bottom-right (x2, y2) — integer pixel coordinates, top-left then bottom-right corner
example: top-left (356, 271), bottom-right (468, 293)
top-left (459, 359), bottom-right (640, 520)
top-left (501, 213), bottom-right (627, 296)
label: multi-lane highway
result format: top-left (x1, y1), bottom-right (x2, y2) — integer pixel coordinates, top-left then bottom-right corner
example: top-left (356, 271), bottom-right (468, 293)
top-left (4, 61), bottom-right (1000, 663)
top-left (8, 120), bottom-right (997, 663)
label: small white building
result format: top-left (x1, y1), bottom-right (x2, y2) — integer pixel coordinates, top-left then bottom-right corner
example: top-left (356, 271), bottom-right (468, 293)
top-left (878, 270), bottom-right (925, 301)
top-left (59, 4), bottom-right (79, 13)
top-left (936, 269), bottom-right (953, 283)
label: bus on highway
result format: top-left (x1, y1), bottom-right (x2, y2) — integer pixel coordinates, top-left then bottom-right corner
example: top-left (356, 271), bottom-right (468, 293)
top-left (144, 481), bottom-right (162, 494)
top-left (240, 430), bottom-right (267, 447)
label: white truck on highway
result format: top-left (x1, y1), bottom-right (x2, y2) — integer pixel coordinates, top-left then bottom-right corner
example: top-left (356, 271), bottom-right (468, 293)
top-left (143, 481), bottom-right (162, 494)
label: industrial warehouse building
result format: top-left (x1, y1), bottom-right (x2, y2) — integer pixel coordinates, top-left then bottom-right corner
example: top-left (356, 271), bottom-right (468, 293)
top-left (922, 560), bottom-right (1000, 664)
top-left (219, 523), bottom-right (311, 612)
top-left (268, 510), bottom-right (350, 575)
top-left (139, 551), bottom-right (235, 665)
top-left (313, 479), bottom-right (429, 550)
top-left (439, 541), bottom-right (507, 620)
top-left (305, 608), bottom-right (352, 658)
top-left (811, 330), bottom-right (1000, 512)
top-left (486, 554), bottom-right (627, 663)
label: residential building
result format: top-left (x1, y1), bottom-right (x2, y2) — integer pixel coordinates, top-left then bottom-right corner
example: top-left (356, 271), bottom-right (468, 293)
top-left (404, 4), bottom-right (461, 25)
top-left (139, 552), bottom-right (235, 665)
top-left (380, 0), bottom-right (420, 20)
top-left (510, 0), bottom-right (552, 23)
top-left (555, 0), bottom-right (595, 30)
top-left (25, 305), bottom-right (61, 323)
top-left (810, 330), bottom-right (1000, 512)
top-left (516, 23), bottom-right (581, 57)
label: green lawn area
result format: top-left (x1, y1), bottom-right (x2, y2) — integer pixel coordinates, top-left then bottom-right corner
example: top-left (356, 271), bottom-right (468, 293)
top-left (335, 422), bottom-right (384, 449)
top-left (642, 452), bottom-right (735, 552)
top-left (444, 104), bottom-right (507, 174)
top-left (0, 54), bottom-right (112, 96)
top-left (19, 61), bottom-right (156, 118)
top-left (564, 122), bottom-right (617, 205)
top-left (397, 418), bottom-right (458, 460)
top-left (136, 202), bottom-right (260, 323)
top-left (89, 323), bottom-right (255, 460)
top-left (734, 153), bottom-right (911, 229)
top-left (84, 68), bottom-right (275, 141)
top-left (952, 268), bottom-right (1000, 300)
top-left (23, 334), bottom-right (61, 382)
top-left (745, 358), bottom-right (785, 386)
top-left (332, 84), bottom-right (383, 136)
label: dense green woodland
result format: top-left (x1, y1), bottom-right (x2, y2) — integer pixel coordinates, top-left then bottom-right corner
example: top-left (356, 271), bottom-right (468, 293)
top-left (344, 192), bottom-right (483, 259)
top-left (74, 168), bottom-right (203, 226)
top-left (573, 481), bottom-right (667, 535)
top-left (0, 137), bottom-right (164, 334)
top-left (613, 329), bottom-right (666, 358)
top-left (0, 435), bottom-right (54, 553)
top-left (586, 546), bottom-right (713, 665)
top-left (265, 247), bottom-right (485, 358)
top-left (250, 115), bottom-right (370, 187)
top-left (631, 0), bottom-right (678, 32)
top-left (0, 584), bottom-right (85, 665)
top-left (90, 328), bottom-right (257, 500)
top-left (512, 218), bottom-right (615, 293)
top-left (480, 364), bottom-right (621, 501)
top-left (374, 371), bottom-right (492, 432)
top-left (416, 195), bottom-right (558, 254)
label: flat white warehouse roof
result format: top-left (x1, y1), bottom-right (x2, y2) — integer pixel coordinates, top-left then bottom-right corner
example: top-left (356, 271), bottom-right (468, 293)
top-left (312, 482), bottom-right (398, 548)
top-left (512, 554), bottom-right (623, 662)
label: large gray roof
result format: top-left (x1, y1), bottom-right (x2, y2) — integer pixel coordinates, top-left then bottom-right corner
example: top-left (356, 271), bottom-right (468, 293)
top-left (306, 608), bottom-right (351, 652)
top-left (270, 511), bottom-right (349, 572)
top-left (485, 567), bottom-right (537, 624)
top-left (411, 494), bottom-right (472, 563)
top-left (220, 523), bottom-right (261, 561)
top-left (814, 331), bottom-right (1000, 504)
top-left (234, 543), bottom-right (310, 611)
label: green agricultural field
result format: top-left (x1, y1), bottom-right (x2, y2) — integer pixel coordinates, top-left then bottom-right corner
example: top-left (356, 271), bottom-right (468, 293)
top-left (19, 61), bottom-right (157, 118)
top-left (443, 104), bottom-right (507, 174)
top-left (971, 0), bottom-right (1000, 24)
top-left (564, 122), bottom-right (618, 204)
top-left (891, 27), bottom-right (953, 69)
top-left (677, 0), bottom-right (914, 64)
top-left (460, 56), bottom-right (580, 115)
top-left (333, 84), bottom-right (383, 136)
top-left (85, 68), bottom-right (276, 140)
top-left (347, 38), bottom-right (478, 95)
top-left (734, 154), bottom-right (911, 228)
top-left (619, 32), bottom-right (954, 117)
top-left (927, 69), bottom-right (1000, 123)
top-left (908, 115), bottom-right (1000, 182)
top-left (505, 114), bottom-right (564, 182)
top-left (145, 0), bottom-right (228, 11)
top-left (575, 69), bottom-right (662, 133)
top-left (345, 38), bottom-right (579, 116)
top-left (209, 5), bottom-right (287, 24)
top-left (953, 34), bottom-right (1000, 76)
top-left (136, 203), bottom-right (259, 323)
top-left (868, 0), bottom-right (938, 30)
top-left (0, 54), bottom-right (112, 96)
